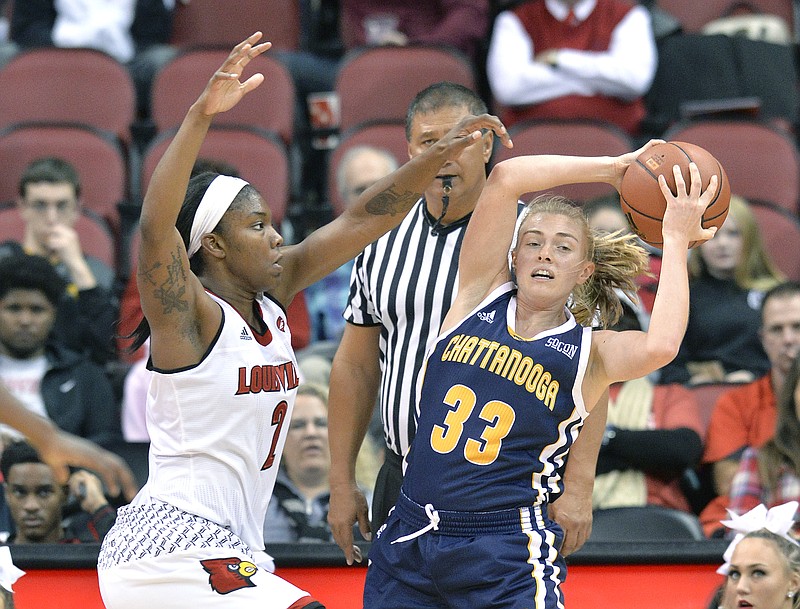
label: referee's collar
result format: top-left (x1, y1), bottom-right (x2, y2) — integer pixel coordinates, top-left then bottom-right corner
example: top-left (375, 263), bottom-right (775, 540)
top-left (421, 198), bottom-right (472, 235)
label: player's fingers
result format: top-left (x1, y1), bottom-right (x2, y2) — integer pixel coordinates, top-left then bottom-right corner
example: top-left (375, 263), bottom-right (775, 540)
top-left (50, 462), bottom-right (71, 486)
top-left (672, 164), bottom-right (688, 196)
top-left (357, 510), bottom-right (372, 541)
top-left (687, 162), bottom-right (703, 197)
top-left (95, 454), bottom-right (139, 500)
top-left (700, 174), bottom-right (719, 203)
top-left (331, 523), bottom-right (356, 565)
top-left (657, 174), bottom-right (673, 201)
top-left (240, 73), bottom-right (265, 94)
top-left (352, 545), bottom-right (363, 564)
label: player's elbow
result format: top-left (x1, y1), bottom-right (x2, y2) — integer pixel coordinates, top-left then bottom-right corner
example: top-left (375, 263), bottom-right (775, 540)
top-left (647, 339), bottom-right (681, 370)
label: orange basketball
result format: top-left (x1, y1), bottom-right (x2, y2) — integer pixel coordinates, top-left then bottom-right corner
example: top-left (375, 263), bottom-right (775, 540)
top-left (619, 141), bottom-right (731, 248)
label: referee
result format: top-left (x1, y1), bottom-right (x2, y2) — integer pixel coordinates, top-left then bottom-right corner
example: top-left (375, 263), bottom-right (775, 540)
top-left (328, 82), bottom-right (605, 565)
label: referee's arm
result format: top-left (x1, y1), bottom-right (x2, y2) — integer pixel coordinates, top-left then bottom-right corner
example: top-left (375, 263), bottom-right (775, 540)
top-left (328, 322), bottom-right (383, 564)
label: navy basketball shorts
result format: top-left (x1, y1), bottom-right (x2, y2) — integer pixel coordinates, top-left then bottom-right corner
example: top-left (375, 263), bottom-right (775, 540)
top-left (363, 492), bottom-right (566, 609)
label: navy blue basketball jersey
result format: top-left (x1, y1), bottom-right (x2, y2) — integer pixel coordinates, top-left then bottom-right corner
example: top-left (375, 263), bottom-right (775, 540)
top-left (403, 282), bottom-right (592, 512)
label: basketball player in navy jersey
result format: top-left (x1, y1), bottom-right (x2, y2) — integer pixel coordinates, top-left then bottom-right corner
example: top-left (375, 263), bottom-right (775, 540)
top-left (95, 33), bottom-right (511, 609)
top-left (364, 151), bottom-right (720, 608)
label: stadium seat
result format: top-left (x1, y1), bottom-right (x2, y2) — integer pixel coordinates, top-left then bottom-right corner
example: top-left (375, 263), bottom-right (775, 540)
top-left (492, 119), bottom-right (634, 203)
top-left (0, 204), bottom-right (117, 271)
top-left (170, 0), bottom-right (300, 50)
top-left (687, 382), bottom-right (741, 432)
top-left (335, 45), bottom-right (476, 133)
top-left (588, 505), bottom-right (705, 542)
top-left (656, 0), bottom-right (795, 35)
top-left (0, 48), bottom-right (136, 146)
top-left (327, 120), bottom-right (408, 216)
top-left (748, 199), bottom-right (800, 281)
top-left (150, 48), bottom-right (295, 145)
top-left (0, 123), bottom-right (128, 235)
top-left (663, 119), bottom-right (800, 215)
top-left (140, 126), bottom-right (290, 227)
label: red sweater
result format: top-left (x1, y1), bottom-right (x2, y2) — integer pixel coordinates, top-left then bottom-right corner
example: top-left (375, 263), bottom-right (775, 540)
top-left (508, 0), bottom-right (646, 134)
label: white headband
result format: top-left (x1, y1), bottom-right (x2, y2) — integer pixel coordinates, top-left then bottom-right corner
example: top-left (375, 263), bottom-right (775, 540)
top-left (187, 175), bottom-right (249, 258)
top-left (0, 546), bottom-right (24, 593)
top-left (717, 501), bottom-right (800, 575)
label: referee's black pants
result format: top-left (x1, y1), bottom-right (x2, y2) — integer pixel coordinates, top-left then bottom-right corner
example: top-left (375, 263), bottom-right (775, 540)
top-left (370, 450), bottom-right (404, 535)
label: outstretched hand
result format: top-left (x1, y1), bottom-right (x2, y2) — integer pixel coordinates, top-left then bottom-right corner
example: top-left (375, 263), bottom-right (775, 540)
top-left (610, 138), bottom-right (665, 190)
top-left (660, 162), bottom-right (719, 245)
top-left (38, 431), bottom-right (139, 502)
top-left (196, 32), bottom-right (272, 117)
top-left (437, 113), bottom-right (513, 160)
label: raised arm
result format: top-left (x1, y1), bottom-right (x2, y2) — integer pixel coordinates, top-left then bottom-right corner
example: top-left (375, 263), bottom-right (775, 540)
top-left (592, 163), bottom-right (719, 387)
top-left (136, 33), bottom-right (270, 367)
top-left (273, 115), bottom-right (512, 304)
top-left (445, 143), bottom-right (657, 327)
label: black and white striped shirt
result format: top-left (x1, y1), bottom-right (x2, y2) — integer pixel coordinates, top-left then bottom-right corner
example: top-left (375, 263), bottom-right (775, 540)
top-left (344, 199), bottom-right (470, 457)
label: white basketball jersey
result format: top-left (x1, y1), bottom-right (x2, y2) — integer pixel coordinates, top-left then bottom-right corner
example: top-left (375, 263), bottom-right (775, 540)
top-left (132, 291), bottom-right (299, 551)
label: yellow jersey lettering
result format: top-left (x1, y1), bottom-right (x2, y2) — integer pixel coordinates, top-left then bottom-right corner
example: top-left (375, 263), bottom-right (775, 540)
top-left (487, 345), bottom-right (510, 374)
top-left (458, 335), bottom-right (480, 364)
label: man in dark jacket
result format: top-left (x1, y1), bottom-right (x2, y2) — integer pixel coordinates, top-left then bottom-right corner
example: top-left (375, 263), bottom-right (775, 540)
top-left (0, 253), bottom-right (121, 448)
top-left (1, 440), bottom-right (116, 544)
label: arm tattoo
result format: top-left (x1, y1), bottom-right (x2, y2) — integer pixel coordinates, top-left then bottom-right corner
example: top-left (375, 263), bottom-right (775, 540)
top-left (139, 249), bottom-right (190, 314)
top-left (364, 184), bottom-right (420, 216)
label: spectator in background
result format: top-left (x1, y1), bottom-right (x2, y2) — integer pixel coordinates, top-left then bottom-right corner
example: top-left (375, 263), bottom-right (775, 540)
top-left (701, 282), bottom-right (800, 537)
top-left (0, 157), bottom-right (116, 364)
top-left (304, 145), bottom-right (399, 343)
top-left (727, 352), bottom-right (800, 524)
top-left (1, 440), bottom-right (116, 544)
top-left (340, 0), bottom-right (490, 63)
top-left (264, 383), bottom-right (335, 544)
top-left (660, 195), bottom-right (784, 386)
top-left (593, 302), bottom-right (704, 513)
top-left (264, 383), bottom-right (380, 544)
top-left (9, 0), bottom-right (177, 117)
top-left (0, 254), bottom-right (122, 449)
top-left (486, 0), bottom-right (657, 135)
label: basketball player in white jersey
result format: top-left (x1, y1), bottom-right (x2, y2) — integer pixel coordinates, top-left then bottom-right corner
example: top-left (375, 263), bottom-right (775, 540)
top-left (96, 33), bottom-right (512, 609)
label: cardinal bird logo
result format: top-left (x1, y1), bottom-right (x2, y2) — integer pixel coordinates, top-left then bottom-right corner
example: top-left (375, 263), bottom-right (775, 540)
top-left (200, 557), bottom-right (258, 594)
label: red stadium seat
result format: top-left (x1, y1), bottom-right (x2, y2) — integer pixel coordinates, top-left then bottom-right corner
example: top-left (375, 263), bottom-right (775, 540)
top-left (335, 45), bottom-right (476, 133)
top-left (657, 0), bottom-right (795, 34)
top-left (492, 119), bottom-right (634, 203)
top-left (0, 48), bottom-right (136, 146)
top-left (140, 126), bottom-right (290, 226)
top-left (150, 48), bottom-right (295, 145)
top-left (0, 123), bottom-right (127, 235)
top-left (687, 382), bottom-right (742, 433)
top-left (747, 199), bottom-right (800, 281)
top-left (327, 120), bottom-right (408, 216)
top-left (170, 0), bottom-right (300, 50)
top-left (664, 119), bottom-right (800, 215)
top-left (0, 204), bottom-right (117, 271)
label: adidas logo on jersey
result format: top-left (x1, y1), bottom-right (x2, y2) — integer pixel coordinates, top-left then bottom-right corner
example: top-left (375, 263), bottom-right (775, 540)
top-left (477, 310), bottom-right (496, 324)
top-left (240, 328), bottom-right (252, 341)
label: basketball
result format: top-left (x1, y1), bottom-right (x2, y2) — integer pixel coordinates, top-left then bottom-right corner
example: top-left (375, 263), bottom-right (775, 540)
top-left (619, 141), bottom-right (731, 248)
